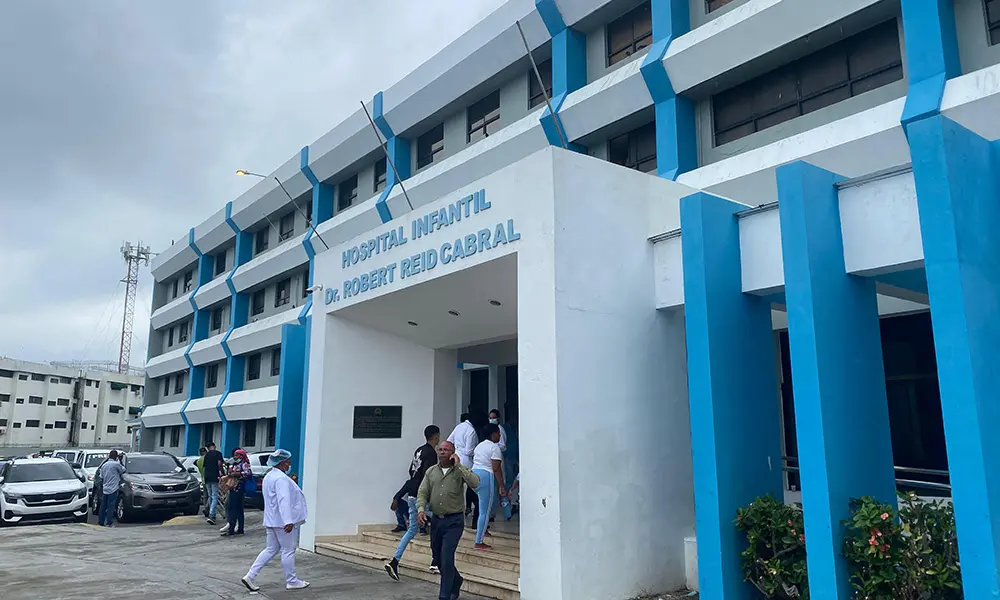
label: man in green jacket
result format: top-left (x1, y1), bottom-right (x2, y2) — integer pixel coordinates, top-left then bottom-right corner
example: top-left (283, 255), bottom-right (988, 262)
top-left (417, 441), bottom-right (480, 600)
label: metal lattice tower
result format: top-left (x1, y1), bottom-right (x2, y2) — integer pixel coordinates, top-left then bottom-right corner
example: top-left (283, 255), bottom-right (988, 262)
top-left (119, 241), bottom-right (152, 374)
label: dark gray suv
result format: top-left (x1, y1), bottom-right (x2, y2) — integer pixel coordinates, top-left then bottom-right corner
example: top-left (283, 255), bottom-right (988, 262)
top-left (91, 452), bottom-right (201, 522)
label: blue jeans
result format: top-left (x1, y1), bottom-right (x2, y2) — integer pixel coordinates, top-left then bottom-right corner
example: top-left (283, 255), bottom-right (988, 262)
top-left (394, 498), bottom-right (409, 529)
top-left (206, 482), bottom-right (220, 519)
top-left (393, 497), bottom-right (434, 561)
top-left (227, 488), bottom-right (245, 533)
top-left (472, 469), bottom-right (496, 544)
top-left (98, 491), bottom-right (118, 527)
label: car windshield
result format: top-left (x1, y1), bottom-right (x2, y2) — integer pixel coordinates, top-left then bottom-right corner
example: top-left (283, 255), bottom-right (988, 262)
top-left (126, 455), bottom-right (182, 475)
top-left (53, 452), bottom-right (77, 463)
top-left (84, 454), bottom-right (108, 468)
top-left (255, 455), bottom-right (269, 466)
top-left (6, 462), bottom-right (76, 483)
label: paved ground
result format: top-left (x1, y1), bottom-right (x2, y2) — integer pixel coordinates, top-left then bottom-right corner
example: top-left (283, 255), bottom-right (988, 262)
top-left (0, 510), bottom-right (486, 600)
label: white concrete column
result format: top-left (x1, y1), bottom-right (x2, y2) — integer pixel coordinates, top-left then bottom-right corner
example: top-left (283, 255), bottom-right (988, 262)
top-left (488, 364), bottom-right (501, 412)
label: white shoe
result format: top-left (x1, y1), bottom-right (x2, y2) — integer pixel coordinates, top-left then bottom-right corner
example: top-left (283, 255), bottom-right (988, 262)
top-left (240, 575), bottom-right (260, 592)
top-left (286, 580), bottom-right (310, 590)
top-left (429, 565), bottom-right (440, 574)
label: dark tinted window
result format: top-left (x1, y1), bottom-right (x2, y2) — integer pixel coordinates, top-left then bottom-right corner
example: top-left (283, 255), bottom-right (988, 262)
top-left (988, 0), bottom-right (1000, 45)
top-left (374, 158), bottom-right (387, 193)
top-left (338, 175), bottom-right (358, 212)
top-left (529, 60), bottom-right (553, 109)
top-left (126, 455), bottom-right (183, 475)
top-left (248, 354), bottom-right (262, 381)
top-left (607, 2), bottom-right (652, 66)
top-left (467, 91), bottom-right (501, 143)
top-left (417, 125), bottom-right (445, 169)
top-left (215, 251), bottom-right (227, 276)
top-left (279, 213), bottom-right (295, 241)
top-left (609, 121), bottom-right (657, 173)
top-left (707, 0), bottom-right (738, 12)
top-left (251, 290), bottom-right (265, 316)
top-left (255, 227), bottom-right (269, 254)
top-left (275, 279), bottom-right (291, 307)
top-left (206, 364), bottom-right (219, 389)
top-left (712, 20), bottom-right (902, 146)
top-left (6, 462), bottom-right (76, 483)
top-left (244, 422), bottom-right (257, 447)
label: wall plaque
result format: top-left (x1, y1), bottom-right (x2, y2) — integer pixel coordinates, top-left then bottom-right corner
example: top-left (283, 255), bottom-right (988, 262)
top-left (352, 405), bottom-right (403, 439)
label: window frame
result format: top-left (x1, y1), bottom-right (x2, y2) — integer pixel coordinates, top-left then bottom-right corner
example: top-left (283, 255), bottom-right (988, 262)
top-left (174, 373), bottom-right (184, 395)
top-left (606, 2), bottom-right (653, 67)
top-left (271, 348), bottom-right (282, 377)
top-left (211, 307), bottom-right (224, 332)
top-left (107, 425), bottom-right (118, 434)
top-left (244, 421), bottom-right (257, 447)
top-left (374, 158), bottom-right (388, 193)
top-left (251, 289), bottom-right (266, 316)
top-left (178, 321), bottom-right (189, 344)
top-left (214, 251), bottom-right (227, 276)
top-left (266, 418), bottom-right (277, 447)
top-left (528, 60), bottom-right (553, 109)
top-left (160, 428), bottom-right (166, 446)
top-left (467, 91), bottom-right (502, 143)
top-left (28, 396), bottom-right (42, 405)
top-left (416, 124), bottom-right (445, 170)
top-left (338, 175), bottom-right (359, 212)
top-left (278, 212), bottom-right (295, 241)
top-left (25, 420), bottom-right (40, 428)
top-left (707, 0), bottom-right (738, 13)
top-left (162, 376), bottom-right (170, 397)
top-left (206, 363), bottom-right (219, 389)
top-left (170, 425), bottom-right (181, 447)
top-left (255, 227), bottom-right (270, 254)
top-left (168, 327), bottom-right (175, 347)
top-left (275, 278), bottom-right (291, 308)
top-left (987, 0), bottom-right (1000, 45)
top-left (608, 121), bottom-right (657, 174)
top-left (247, 353), bottom-right (262, 381)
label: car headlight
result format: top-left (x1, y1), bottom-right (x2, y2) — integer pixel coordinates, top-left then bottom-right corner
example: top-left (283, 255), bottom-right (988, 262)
top-left (130, 483), bottom-right (152, 492)
top-left (76, 486), bottom-right (87, 499)
top-left (3, 491), bottom-right (23, 502)
top-left (186, 480), bottom-right (199, 491)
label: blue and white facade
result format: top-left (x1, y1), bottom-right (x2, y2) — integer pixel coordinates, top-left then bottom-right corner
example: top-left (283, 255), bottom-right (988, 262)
top-left (141, 0), bottom-right (1000, 598)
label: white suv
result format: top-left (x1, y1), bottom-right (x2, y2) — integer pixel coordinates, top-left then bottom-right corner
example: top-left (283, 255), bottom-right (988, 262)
top-left (52, 448), bottom-right (110, 493)
top-left (0, 458), bottom-right (89, 526)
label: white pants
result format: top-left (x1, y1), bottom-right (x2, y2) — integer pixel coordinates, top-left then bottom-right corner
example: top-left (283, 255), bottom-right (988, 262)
top-left (247, 526), bottom-right (302, 586)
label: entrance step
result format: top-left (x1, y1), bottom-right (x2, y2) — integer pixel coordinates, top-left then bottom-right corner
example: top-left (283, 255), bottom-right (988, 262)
top-left (315, 525), bottom-right (520, 600)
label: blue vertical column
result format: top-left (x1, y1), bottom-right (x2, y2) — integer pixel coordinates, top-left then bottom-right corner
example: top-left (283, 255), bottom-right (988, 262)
top-left (218, 202), bottom-right (253, 457)
top-left (899, 0), bottom-right (961, 128)
top-left (908, 115), bottom-right (1000, 598)
top-left (371, 93), bottom-right (411, 224)
top-left (680, 192), bottom-right (783, 600)
top-left (776, 161), bottom-right (896, 600)
top-left (181, 229), bottom-right (215, 456)
top-left (640, 0), bottom-right (696, 180)
top-left (534, 0), bottom-right (586, 150)
top-left (275, 324), bottom-right (306, 475)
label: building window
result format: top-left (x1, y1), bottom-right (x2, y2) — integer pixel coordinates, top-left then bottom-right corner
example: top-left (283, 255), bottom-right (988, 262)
top-left (159, 428), bottom-right (166, 446)
top-left (17, 374), bottom-right (28, 381)
top-left (417, 124), bottom-right (445, 170)
top-left (81, 422), bottom-right (88, 429)
top-left (53, 421), bottom-right (67, 430)
top-left (168, 327), bottom-right (175, 346)
top-left (174, 373), bottom-right (184, 395)
top-left (244, 421), bottom-right (257, 447)
top-left (528, 61), bottom-right (553, 109)
top-left (251, 290), bottom-right (266, 317)
top-left (0, 419), bottom-right (5, 427)
top-left (302, 268), bottom-right (310, 299)
top-left (609, 121), bottom-right (657, 173)
top-left (206, 364), bottom-right (219, 389)
top-left (178, 322), bottom-right (189, 344)
top-left (266, 418), bottom-right (277, 447)
top-left (45, 423), bottom-right (54, 430)
top-left (183, 271), bottom-right (193, 293)
top-left (109, 405), bottom-right (123, 414)
top-left (50, 378), bottom-right (59, 384)
top-left (607, 2), bottom-right (652, 67)
top-left (712, 20), bottom-right (903, 146)
top-left (84, 400), bottom-right (90, 408)
top-left (170, 426), bottom-right (181, 447)
top-left (304, 197), bottom-right (313, 226)
top-left (57, 398), bottom-right (70, 406)
top-left (338, 175), bottom-right (358, 212)
top-left (60, 377), bottom-right (71, 384)
top-left (467, 91), bottom-right (502, 143)
top-left (275, 278), bottom-right (291, 308)
top-left (707, 0), bottom-right (738, 12)
top-left (0, 369), bottom-right (13, 378)
top-left (48, 400), bottom-right (56, 406)
top-left (279, 212), bottom-right (295, 241)
top-left (248, 353), bottom-right (262, 381)
top-left (15, 398), bottom-right (24, 404)
top-left (171, 279), bottom-right (179, 299)
top-left (28, 396), bottom-right (42, 405)
top-left (131, 384), bottom-right (141, 393)
top-left (374, 158), bottom-right (387, 193)
top-left (255, 227), bottom-right (269, 255)
top-left (162, 376), bottom-right (170, 396)
top-left (271, 348), bottom-right (281, 377)
top-left (0, 394), bottom-right (8, 402)
top-left (107, 425), bottom-right (118, 434)
top-left (211, 307), bottom-right (224, 332)
top-left (25, 420), bottom-right (40, 428)
top-left (988, 0), bottom-right (1000, 45)
top-left (92, 380), bottom-right (100, 389)
top-left (215, 251), bottom-right (227, 276)
top-left (31, 373), bottom-right (44, 382)
top-left (12, 422), bottom-right (21, 429)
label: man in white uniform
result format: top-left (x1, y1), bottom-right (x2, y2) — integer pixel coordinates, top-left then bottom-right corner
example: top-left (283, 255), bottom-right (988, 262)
top-left (241, 449), bottom-right (310, 592)
top-left (447, 413), bottom-right (480, 517)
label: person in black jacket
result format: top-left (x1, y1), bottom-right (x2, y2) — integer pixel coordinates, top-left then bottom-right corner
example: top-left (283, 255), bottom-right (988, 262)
top-left (384, 425), bottom-right (440, 581)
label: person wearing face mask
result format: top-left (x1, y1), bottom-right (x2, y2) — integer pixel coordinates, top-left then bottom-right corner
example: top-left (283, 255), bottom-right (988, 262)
top-left (488, 410), bottom-right (506, 453)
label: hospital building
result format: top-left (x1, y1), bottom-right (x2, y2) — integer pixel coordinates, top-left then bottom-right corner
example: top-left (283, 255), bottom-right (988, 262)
top-left (139, 0), bottom-right (1000, 598)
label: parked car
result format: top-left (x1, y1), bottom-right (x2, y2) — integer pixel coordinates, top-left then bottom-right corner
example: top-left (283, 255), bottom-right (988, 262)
top-left (91, 452), bottom-right (200, 523)
top-left (0, 457), bottom-right (89, 526)
top-left (179, 456), bottom-right (203, 484)
top-left (245, 452), bottom-right (272, 507)
top-left (51, 448), bottom-right (110, 493)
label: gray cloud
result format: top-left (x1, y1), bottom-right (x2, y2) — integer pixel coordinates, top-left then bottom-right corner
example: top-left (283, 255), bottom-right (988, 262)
top-left (0, 0), bottom-right (505, 364)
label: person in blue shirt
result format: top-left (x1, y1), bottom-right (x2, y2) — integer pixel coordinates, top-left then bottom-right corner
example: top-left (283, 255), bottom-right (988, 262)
top-left (97, 450), bottom-right (127, 527)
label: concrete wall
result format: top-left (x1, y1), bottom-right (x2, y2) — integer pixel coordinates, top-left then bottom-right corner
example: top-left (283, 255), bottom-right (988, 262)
top-left (300, 316), bottom-right (458, 540)
top-left (243, 345), bottom-right (281, 392)
top-left (955, 0), bottom-right (1000, 74)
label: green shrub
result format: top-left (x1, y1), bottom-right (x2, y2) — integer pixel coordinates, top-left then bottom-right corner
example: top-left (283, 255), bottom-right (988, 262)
top-left (735, 495), bottom-right (809, 599)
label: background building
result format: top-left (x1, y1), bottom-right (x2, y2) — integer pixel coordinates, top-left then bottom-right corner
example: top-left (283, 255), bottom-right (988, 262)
top-left (0, 358), bottom-right (144, 452)
top-left (139, 0), bottom-right (1000, 598)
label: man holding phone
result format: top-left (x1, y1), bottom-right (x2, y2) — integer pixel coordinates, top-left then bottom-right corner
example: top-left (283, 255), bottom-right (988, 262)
top-left (417, 441), bottom-right (480, 600)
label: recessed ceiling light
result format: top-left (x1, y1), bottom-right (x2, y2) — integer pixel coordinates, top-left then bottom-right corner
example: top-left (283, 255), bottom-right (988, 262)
top-left (407, 321), bottom-right (418, 327)
top-left (448, 310), bottom-right (460, 317)
top-left (489, 300), bottom-right (501, 307)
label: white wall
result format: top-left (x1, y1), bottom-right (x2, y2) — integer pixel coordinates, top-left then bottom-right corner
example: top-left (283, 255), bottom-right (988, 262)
top-left (517, 151), bottom-right (695, 600)
top-left (300, 316), bottom-right (458, 545)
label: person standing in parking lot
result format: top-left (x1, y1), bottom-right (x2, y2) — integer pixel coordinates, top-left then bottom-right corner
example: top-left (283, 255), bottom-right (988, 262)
top-left (222, 449), bottom-right (252, 537)
top-left (202, 442), bottom-right (224, 525)
top-left (97, 450), bottom-right (126, 527)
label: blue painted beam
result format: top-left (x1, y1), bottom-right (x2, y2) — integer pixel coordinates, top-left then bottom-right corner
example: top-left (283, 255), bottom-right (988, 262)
top-left (534, 0), bottom-right (586, 151)
top-left (181, 228), bottom-right (215, 456)
top-left (371, 93), bottom-right (411, 223)
top-left (641, 0), bottom-right (696, 180)
top-left (899, 0), bottom-right (961, 128)
top-left (680, 191), bottom-right (783, 600)
top-left (275, 323), bottom-right (307, 476)
top-left (777, 161), bottom-right (896, 600)
top-left (908, 114), bottom-right (1000, 598)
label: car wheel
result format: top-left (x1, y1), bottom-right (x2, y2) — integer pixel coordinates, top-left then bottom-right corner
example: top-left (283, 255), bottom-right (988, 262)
top-left (91, 493), bottom-right (100, 515)
top-left (116, 495), bottom-right (129, 523)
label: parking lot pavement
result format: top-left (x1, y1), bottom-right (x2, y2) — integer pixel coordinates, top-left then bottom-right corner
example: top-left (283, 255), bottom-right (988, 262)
top-left (0, 511), bottom-right (487, 600)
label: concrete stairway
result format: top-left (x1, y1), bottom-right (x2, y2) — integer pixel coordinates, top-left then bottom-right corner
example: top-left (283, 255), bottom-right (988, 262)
top-left (315, 523), bottom-right (520, 600)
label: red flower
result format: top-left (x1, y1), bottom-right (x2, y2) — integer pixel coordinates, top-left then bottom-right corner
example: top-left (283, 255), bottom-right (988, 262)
top-left (881, 512), bottom-right (889, 521)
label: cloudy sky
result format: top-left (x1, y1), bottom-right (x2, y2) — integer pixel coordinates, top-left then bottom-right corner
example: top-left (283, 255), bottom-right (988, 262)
top-left (0, 0), bottom-right (505, 366)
